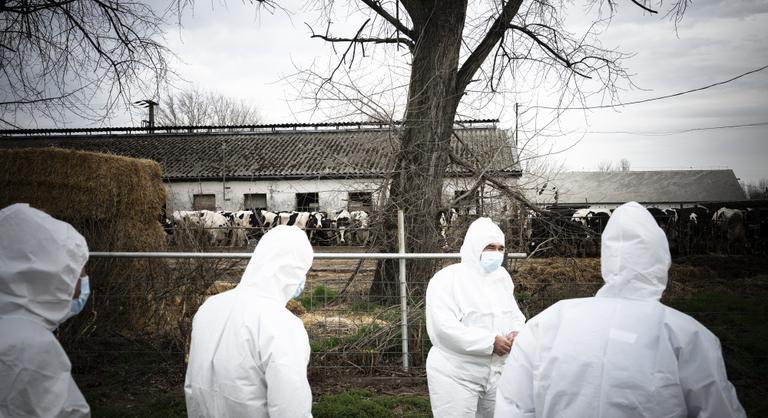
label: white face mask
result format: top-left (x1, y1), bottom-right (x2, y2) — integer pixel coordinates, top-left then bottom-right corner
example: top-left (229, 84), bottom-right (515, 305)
top-left (480, 251), bottom-right (504, 273)
top-left (63, 276), bottom-right (90, 321)
top-left (291, 280), bottom-right (306, 299)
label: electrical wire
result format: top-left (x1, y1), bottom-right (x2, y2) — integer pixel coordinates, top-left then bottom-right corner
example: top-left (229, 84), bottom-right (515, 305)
top-left (531, 64), bottom-right (768, 111)
top-left (585, 121), bottom-right (768, 136)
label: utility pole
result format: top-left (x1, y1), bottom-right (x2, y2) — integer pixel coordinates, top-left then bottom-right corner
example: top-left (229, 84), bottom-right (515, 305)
top-left (514, 102), bottom-right (519, 152)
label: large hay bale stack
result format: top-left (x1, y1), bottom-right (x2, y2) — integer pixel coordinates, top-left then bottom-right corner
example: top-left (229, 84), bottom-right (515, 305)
top-left (0, 147), bottom-right (166, 241)
top-left (0, 147), bottom-right (171, 341)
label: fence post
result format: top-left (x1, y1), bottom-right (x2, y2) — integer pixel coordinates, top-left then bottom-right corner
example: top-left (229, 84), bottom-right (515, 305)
top-left (398, 209), bottom-right (409, 371)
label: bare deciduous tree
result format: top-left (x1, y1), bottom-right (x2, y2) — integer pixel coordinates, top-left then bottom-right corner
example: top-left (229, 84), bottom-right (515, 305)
top-left (619, 158), bottom-right (631, 172)
top-left (742, 179), bottom-right (768, 200)
top-left (0, 0), bottom-right (171, 128)
top-left (598, 158), bottom-right (631, 172)
top-left (597, 160), bottom-right (615, 172)
top-left (155, 88), bottom-right (261, 126)
top-left (285, 0), bottom-right (691, 298)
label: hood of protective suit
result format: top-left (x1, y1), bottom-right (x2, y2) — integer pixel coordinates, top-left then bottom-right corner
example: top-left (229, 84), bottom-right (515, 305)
top-left (0, 204), bottom-right (89, 330)
top-left (460, 217), bottom-right (505, 276)
top-left (238, 225), bottom-right (313, 303)
top-left (596, 201), bottom-right (671, 301)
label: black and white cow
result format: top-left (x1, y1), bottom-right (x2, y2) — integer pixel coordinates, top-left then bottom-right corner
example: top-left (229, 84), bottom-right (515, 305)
top-left (334, 209), bottom-right (352, 245)
top-left (306, 211), bottom-right (332, 245)
top-left (225, 210), bottom-right (254, 246)
top-left (674, 206), bottom-right (711, 254)
top-left (712, 207), bottom-right (747, 254)
top-left (349, 210), bottom-right (370, 245)
top-left (248, 209), bottom-right (279, 239)
top-left (437, 208), bottom-right (458, 248)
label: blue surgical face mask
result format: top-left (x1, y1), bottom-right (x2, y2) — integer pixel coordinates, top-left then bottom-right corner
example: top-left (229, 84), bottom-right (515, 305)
top-left (480, 251), bottom-right (504, 273)
top-left (69, 276), bottom-right (90, 317)
top-left (291, 280), bottom-right (306, 299)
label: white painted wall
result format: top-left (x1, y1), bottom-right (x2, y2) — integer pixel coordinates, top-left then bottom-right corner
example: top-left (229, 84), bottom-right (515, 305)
top-left (164, 176), bottom-right (518, 216)
top-left (165, 178), bottom-right (385, 213)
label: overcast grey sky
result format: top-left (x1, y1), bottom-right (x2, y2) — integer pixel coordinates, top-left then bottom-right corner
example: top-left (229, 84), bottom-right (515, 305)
top-left (94, 0), bottom-right (768, 183)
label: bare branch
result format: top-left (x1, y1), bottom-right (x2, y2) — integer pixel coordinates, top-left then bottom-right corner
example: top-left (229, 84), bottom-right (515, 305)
top-left (307, 22), bottom-right (414, 49)
top-left (456, 0), bottom-right (524, 92)
top-left (510, 24), bottom-right (591, 79)
top-left (448, 147), bottom-right (539, 213)
top-left (629, 0), bottom-right (659, 14)
top-left (359, 0), bottom-right (415, 40)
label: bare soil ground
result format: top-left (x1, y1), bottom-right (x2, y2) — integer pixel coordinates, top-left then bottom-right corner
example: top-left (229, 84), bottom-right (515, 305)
top-left (77, 252), bottom-right (768, 416)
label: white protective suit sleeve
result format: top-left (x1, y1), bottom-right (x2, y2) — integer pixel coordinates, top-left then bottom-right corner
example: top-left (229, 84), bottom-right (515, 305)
top-left (0, 203), bottom-right (90, 418)
top-left (494, 325), bottom-right (536, 418)
top-left (260, 315), bottom-right (313, 417)
top-left (671, 316), bottom-right (746, 418)
top-left (426, 274), bottom-right (496, 355)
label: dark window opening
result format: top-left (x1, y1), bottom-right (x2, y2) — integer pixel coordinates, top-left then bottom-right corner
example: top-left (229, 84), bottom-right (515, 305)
top-left (193, 194), bottom-right (216, 211)
top-left (348, 192), bottom-right (373, 212)
top-left (244, 193), bottom-right (267, 211)
top-left (296, 192), bottom-right (319, 212)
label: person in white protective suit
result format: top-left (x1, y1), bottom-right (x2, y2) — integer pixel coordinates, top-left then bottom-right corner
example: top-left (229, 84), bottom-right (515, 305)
top-left (426, 217), bottom-right (526, 417)
top-left (495, 201), bottom-right (746, 418)
top-left (0, 203), bottom-right (91, 418)
top-left (184, 225), bottom-right (314, 418)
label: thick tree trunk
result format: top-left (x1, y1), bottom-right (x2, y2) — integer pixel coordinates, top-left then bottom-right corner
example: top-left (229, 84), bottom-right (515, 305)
top-left (370, 1), bottom-right (468, 301)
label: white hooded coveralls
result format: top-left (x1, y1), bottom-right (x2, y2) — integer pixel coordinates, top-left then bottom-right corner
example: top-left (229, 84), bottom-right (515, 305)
top-left (495, 201), bottom-right (746, 418)
top-left (0, 203), bottom-right (91, 418)
top-left (426, 217), bottom-right (526, 417)
top-left (184, 225), bottom-right (314, 418)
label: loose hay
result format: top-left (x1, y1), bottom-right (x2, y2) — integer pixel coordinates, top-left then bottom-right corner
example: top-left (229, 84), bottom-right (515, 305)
top-left (302, 312), bottom-right (388, 337)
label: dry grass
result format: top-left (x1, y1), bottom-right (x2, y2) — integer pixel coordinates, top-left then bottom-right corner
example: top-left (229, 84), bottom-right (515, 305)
top-left (0, 147), bottom-right (213, 350)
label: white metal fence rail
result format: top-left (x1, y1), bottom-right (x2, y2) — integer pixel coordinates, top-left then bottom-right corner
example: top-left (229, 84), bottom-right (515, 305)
top-left (88, 210), bottom-right (527, 370)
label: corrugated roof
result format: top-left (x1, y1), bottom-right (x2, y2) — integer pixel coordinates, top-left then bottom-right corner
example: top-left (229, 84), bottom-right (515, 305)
top-left (525, 170), bottom-right (747, 205)
top-left (0, 127), bottom-right (520, 180)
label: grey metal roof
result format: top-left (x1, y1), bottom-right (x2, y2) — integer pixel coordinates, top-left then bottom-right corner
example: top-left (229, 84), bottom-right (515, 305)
top-left (0, 126), bottom-right (520, 181)
top-left (525, 170), bottom-right (747, 205)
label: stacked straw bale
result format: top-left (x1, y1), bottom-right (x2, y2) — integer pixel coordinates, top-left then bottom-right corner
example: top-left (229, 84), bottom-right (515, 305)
top-left (0, 147), bottom-right (172, 341)
top-left (0, 147), bottom-right (167, 250)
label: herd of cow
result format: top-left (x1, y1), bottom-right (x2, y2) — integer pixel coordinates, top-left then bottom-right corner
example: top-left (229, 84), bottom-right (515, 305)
top-left (165, 209), bottom-right (370, 247)
top-left (163, 204), bottom-right (766, 256)
top-left (525, 205), bottom-right (768, 256)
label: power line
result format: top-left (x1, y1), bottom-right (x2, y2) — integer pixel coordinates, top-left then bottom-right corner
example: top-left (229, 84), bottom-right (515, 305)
top-left (585, 121), bottom-right (768, 136)
top-left (531, 64), bottom-right (768, 111)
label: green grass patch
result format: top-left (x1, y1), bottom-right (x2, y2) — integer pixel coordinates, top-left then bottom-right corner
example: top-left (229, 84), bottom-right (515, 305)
top-left (349, 300), bottom-right (380, 313)
top-left (299, 285), bottom-right (338, 310)
top-left (667, 292), bottom-right (768, 417)
top-left (313, 390), bottom-right (430, 418)
top-left (310, 334), bottom-right (360, 352)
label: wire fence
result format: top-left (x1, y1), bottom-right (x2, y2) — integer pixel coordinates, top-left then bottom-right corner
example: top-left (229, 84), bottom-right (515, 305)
top-left (59, 233), bottom-right (767, 415)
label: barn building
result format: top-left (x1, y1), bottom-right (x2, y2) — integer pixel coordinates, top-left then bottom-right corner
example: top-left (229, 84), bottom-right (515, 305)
top-left (0, 120), bottom-right (521, 216)
top-left (525, 170), bottom-right (747, 209)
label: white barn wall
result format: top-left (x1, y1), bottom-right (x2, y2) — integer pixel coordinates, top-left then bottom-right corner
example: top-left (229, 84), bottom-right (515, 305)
top-left (165, 178), bottom-right (385, 213)
top-left (164, 176), bottom-right (518, 217)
